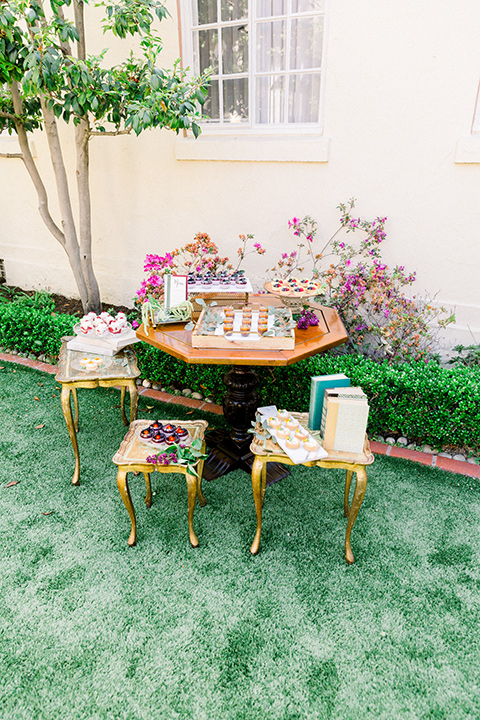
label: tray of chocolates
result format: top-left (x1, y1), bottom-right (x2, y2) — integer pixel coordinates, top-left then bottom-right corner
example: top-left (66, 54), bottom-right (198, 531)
top-left (137, 421), bottom-right (193, 448)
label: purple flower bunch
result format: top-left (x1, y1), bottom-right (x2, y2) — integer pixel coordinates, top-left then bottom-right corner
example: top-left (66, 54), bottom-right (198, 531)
top-left (146, 452), bottom-right (178, 465)
top-left (297, 308), bottom-right (319, 330)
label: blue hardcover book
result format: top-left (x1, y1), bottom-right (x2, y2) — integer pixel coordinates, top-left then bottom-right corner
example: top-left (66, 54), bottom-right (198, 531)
top-left (308, 374), bottom-right (350, 430)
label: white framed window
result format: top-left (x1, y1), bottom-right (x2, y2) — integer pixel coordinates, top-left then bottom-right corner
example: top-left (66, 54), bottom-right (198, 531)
top-left (181, 0), bottom-right (327, 133)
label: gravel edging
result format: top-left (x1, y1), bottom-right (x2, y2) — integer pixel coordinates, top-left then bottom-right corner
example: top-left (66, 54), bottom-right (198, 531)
top-left (1, 351), bottom-right (479, 480)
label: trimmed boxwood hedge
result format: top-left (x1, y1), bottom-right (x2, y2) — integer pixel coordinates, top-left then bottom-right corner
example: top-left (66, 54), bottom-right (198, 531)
top-left (1, 304), bottom-right (479, 453)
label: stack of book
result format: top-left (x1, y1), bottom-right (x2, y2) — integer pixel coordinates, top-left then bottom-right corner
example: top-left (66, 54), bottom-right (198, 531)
top-left (67, 329), bottom-right (140, 356)
top-left (320, 387), bottom-right (369, 454)
top-left (308, 373), bottom-right (351, 430)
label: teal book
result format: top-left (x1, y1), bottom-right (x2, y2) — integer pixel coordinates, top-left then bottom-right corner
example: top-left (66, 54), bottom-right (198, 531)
top-left (308, 373), bottom-right (350, 431)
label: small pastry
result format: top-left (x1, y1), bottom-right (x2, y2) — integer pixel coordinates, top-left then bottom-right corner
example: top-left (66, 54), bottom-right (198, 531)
top-left (83, 359), bottom-right (98, 372)
top-left (224, 306), bottom-right (235, 317)
top-left (80, 319), bottom-right (94, 334)
top-left (79, 357), bottom-right (90, 367)
top-left (100, 312), bottom-right (113, 324)
top-left (277, 409), bottom-right (290, 421)
top-left (150, 420), bottom-right (163, 431)
top-left (240, 324), bottom-right (250, 335)
top-left (86, 311), bottom-right (97, 321)
top-left (95, 320), bottom-right (107, 336)
top-left (258, 305), bottom-right (268, 314)
top-left (116, 312), bottom-right (128, 327)
top-left (267, 416), bottom-right (281, 429)
top-left (236, 277), bottom-right (247, 285)
top-left (286, 436), bottom-right (300, 450)
top-left (151, 432), bottom-right (165, 444)
top-left (164, 434), bottom-right (177, 445)
top-left (109, 320), bottom-right (122, 334)
top-left (175, 427), bottom-right (189, 439)
top-left (285, 418), bottom-right (299, 430)
top-left (163, 423), bottom-right (176, 434)
top-left (140, 428), bottom-right (153, 439)
top-left (276, 425), bottom-right (289, 439)
top-left (304, 438), bottom-right (320, 452)
top-left (295, 427), bottom-right (310, 440)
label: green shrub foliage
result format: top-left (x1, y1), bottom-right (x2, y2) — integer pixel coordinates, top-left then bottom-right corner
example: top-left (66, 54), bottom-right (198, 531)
top-left (1, 304), bottom-right (478, 453)
top-left (0, 304), bottom-right (76, 356)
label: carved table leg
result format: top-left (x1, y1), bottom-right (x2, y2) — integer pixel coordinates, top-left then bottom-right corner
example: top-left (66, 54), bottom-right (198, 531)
top-left (223, 365), bottom-right (259, 445)
top-left (60, 385), bottom-right (80, 486)
top-left (120, 386), bottom-right (128, 426)
top-left (117, 468), bottom-right (137, 546)
top-left (344, 469), bottom-right (353, 518)
top-left (203, 365), bottom-right (289, 484)
top-left (250, 456), bottom-right (265, 555)
top-left (345, 467), bottom-right (367, 565)
top-left (128, 381), bottom-right (138, 422)
top-left (185, 472), bottom-right (199, 548)
top-left (144, 472), bottom-right (152, 508)
top-left (72, 387), bottom-right (79, 433)
top-left (197, 446), bottom-right (207, 507)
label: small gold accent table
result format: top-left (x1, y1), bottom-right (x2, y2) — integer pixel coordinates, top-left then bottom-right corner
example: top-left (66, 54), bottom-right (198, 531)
top-left (249, 413), bottom-right (374, 564)
top-left (112, 419), bottom-right (208, 548)
top-left (55, 337), bottom-right (140, 485)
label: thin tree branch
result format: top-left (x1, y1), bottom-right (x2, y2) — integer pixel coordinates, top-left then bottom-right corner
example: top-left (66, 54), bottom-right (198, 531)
top-left (89, 129), bottom-right (132, 137)
top-left (0, 110), bottom-right (18, 121)
top-left (9, 82), bottom-right (66, 248)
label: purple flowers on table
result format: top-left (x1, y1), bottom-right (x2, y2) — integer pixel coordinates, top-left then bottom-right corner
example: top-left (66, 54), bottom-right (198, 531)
top-left (297, 308), bottom-right (319, 329)
top-left (146, 452), bottom-right (179, 465)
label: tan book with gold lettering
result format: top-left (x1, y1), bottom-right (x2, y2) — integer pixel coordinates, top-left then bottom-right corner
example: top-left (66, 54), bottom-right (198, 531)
top-left (320, 387), bottom-right (369, 454)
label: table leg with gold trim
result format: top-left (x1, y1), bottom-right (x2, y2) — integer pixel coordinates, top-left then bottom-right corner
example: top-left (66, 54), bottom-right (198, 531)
top-left (60, 385), bottom-right (81, 486)
top-left (248, 413), bottom-right (374, 564)
top-left (55, 340), bottom-right (141, 484)
top-left (113, 421), bottom-right (208, 548)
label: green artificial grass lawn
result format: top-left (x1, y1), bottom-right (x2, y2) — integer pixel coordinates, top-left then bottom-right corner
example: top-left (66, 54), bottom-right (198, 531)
top-left (1, 363), bottom-right (480, 720)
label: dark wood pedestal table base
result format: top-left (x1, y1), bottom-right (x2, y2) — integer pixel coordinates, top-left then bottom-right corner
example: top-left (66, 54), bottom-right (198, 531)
top-left (136, 296), bottom-right (348, 484)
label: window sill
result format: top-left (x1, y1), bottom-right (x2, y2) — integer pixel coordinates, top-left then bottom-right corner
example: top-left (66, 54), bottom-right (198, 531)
top-left (455, 135), bottom-right (480, 163)
top-left (174, 134), bottom-right (330, 163)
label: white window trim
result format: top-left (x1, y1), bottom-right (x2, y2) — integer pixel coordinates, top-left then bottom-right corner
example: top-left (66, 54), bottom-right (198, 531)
top-left (176, 0), bottom-right (330, 162)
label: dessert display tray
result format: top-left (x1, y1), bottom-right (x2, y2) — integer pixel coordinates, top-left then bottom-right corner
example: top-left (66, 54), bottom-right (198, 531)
top-left (73, 322), bottom-right (132, 339)
top-left (257, 405), bottom-right (328, 464)
top-left (70, 354), bottom-right (112, 372)
top-left (191, 307), bottom-right (295, 350)
top-left (137, 427), bottom-right (194, 449)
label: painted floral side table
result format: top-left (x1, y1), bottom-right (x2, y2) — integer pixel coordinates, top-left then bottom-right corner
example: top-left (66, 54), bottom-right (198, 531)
top-left (112, 419), bottom-right (208, 548)
top-left (55, 337), bottom-right (140, 485)
top-left (249, 412), bottom-right (374, 564)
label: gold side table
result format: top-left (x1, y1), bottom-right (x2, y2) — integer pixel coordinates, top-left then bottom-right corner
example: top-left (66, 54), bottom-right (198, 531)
top-left (55, 337), bottom-right (140, 485)
top-left (249, 413), bottom-right (374, 564)
top-left (112, 419), bottom-right (208, 548)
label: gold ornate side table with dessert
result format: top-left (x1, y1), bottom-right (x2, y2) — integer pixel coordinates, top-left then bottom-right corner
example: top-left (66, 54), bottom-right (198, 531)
top-left (249, 412), bottom-right (374, 564)
top-left (55, 337), bottom-right (140, 485)
top-left (112, 419), bottom-right (208, 548)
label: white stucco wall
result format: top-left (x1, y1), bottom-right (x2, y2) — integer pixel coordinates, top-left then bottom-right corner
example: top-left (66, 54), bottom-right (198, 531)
top-left (1, 0), bottom-right (479, 349)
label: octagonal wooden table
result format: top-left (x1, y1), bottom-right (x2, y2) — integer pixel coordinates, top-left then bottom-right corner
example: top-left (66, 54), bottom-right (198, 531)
top-left (136, 295), bottom-right (347, 482)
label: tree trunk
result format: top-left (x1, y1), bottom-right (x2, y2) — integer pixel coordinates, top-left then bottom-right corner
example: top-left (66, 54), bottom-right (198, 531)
top-left (73, 0), bottom-right (101, 313)
top-left (39, 97), bottom-right (93, 312)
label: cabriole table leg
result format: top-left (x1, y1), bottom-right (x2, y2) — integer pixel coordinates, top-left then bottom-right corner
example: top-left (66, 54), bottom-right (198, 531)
top-left (60, 385), bottom-right (80, 486)
top-left (345, 467), bottom-right (367, 565)
top-left (117, 468), bottom-right (137, 546)
top-left (186, 472), bottom-right (200, 548)
top-left (250, 456), bottom-right (265, 555)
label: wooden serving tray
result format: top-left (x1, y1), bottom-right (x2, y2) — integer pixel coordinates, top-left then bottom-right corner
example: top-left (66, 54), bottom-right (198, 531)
top-left (191, 307), bottom-right (295, 350)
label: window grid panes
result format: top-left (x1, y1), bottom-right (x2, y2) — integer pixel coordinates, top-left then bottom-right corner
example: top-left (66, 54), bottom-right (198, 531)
top-left (190, 0), bottom-right (325, 127)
